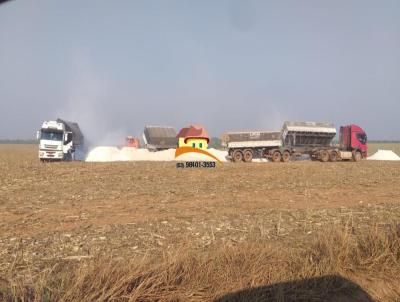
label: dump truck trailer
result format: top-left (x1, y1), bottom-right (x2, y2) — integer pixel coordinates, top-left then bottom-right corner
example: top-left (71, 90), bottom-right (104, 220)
top-left (143, 126), bottom-right (178, 151)
top-left (221, 131), bottom-right (282, 162)
top-left (37, 118), bottom-right (85, 161)
top-left (276, 121), bottom-right (338, 162)
top-left (223, 121), bottom-right (367, 163)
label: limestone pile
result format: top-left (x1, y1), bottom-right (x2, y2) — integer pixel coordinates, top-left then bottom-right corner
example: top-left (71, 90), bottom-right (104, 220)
top-left (86, 147), bottom-right (228, 162)
top-left (367, 150), bottom-right (400, 161)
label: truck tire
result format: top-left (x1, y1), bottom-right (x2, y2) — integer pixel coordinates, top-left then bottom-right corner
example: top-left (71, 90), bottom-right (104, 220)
top-left (243, 149), bottom-right (253, 162)
top-left (353, 151), bottom-right (362, 162)
top-left (320, 150), bottom-right (329, 162)
top-left (64, 152), bottom-right (72, 161)
top-left (282, 151), bottom-right (291, 162)
top-left (271, 151), bottom-right (281, 162)
top-left (232, 150), bottom-right (243, 162)
top-left (329, 151), bottom-right (338, 162)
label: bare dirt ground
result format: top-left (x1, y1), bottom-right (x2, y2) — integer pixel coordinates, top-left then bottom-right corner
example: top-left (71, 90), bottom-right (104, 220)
top-left (0, 144), bottom-right (400, 301)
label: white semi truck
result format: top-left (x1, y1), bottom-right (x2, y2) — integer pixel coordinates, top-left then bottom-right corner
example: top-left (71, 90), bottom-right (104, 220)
top-left (37, 118), bottom-right (84, 161)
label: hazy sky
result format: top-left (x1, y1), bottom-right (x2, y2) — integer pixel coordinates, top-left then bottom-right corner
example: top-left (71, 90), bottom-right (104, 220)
top-left (0, 0), bottom-right (399, 142)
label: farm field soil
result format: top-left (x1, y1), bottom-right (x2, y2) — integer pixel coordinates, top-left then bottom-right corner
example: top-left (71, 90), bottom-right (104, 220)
top-left (1, 144), bottom-right (400, 301)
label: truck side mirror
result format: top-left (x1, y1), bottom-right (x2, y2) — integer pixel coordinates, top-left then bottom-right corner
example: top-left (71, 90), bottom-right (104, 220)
top-left (64, 134), bottom-right (69, 142)
top-left (36, 131), bottom-right (40, 140)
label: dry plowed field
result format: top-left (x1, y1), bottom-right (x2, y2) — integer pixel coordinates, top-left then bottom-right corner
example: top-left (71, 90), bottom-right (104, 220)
top-left (1, 144), bottom-right (400, 301)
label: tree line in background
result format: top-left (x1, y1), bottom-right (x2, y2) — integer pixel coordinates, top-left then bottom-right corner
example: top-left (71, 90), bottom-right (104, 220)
top-left (0, 139), bottom-right (37, 144)
top-left (0, 138), bottom-right (399, 147)
top-left (0, 138), bottom-right (224, 146)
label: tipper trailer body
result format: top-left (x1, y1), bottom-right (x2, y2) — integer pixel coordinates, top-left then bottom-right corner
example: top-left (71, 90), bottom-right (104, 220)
top-left (222, 121), bottom-right (367, 162)
top-left (221, 131), bottom-right (281, 162)
top-left (37, 119), bottom-right (85, 161)
top-left (143, 126), bottom-right (178, 151)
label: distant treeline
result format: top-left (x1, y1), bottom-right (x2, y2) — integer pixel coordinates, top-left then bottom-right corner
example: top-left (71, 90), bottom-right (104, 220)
top-left (369, 141), bottom-right (400, 143)
top-left (0, 138), bottom-right (398, 146)
top-left (0, 138), bottom-right (224, 147)
top-left (0, 139), bottom-right (36, 144)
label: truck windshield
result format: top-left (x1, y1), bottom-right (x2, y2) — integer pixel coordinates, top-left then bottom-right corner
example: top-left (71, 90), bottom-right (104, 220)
top-left (356, 133), bottom-right (367, 145)
top-left (41, 131), bottom-right (63, 141)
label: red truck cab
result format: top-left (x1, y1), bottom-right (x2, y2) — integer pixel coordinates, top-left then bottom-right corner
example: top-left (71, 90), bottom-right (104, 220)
top-left (339, 125), bottom-right (368, 159)
top-left (125, 136), bottom-right (140, 148)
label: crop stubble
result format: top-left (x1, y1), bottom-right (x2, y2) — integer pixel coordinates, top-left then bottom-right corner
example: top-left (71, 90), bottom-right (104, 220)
top-left (0, 144), bottom-right (400, 301)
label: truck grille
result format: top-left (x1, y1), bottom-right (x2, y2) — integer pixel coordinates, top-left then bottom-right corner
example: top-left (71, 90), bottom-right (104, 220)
top-left (44, 144), bottom-right (58, 149)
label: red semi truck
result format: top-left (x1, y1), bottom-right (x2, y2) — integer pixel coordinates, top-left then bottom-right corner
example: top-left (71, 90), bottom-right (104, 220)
top-left (338, 124), bottom-right (368, 161)
top-left (221, 121), bottom-right (368, 162)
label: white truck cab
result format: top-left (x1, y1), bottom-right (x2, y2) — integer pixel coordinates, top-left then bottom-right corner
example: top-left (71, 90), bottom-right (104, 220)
top-left (37, 120), bottom-right (74, 161)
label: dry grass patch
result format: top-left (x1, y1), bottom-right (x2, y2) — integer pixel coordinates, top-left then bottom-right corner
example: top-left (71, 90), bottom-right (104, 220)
top-left (2, 224), bottom-right (400, 302)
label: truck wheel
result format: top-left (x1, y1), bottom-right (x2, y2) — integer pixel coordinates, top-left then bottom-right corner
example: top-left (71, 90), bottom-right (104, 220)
top-left (282, 151), bottom-right (291, 162)
top-left (353, 151), bottom-right (362, 162)
top-left (320, 150), bottom-right (329, 162)
top-left (243, 149), bottom-right (253, 162)
top-left (271, 151), bottom-right (281, 162)
top-left (232, 150), bottom-right (243, 162)
top-left (329, 151), bottom-right (338, 162)
top-left (64, 153), bottom-right (72, 161)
